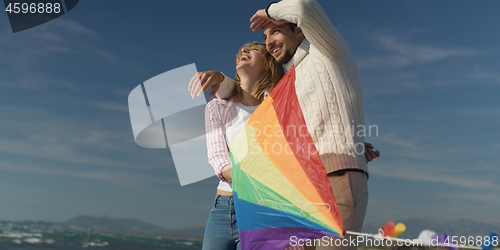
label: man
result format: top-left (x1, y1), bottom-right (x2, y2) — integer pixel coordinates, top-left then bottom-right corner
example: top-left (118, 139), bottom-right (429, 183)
top-left (190, 0), bottom-right (380, 249)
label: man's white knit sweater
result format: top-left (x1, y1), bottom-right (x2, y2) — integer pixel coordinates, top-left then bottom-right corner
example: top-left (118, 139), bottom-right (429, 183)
top-left (219, 0), bottom-right (367, 175)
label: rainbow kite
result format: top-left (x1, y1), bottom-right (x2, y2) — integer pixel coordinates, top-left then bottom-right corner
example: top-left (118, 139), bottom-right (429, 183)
top-left (230, 66), bottom-right (344, 250)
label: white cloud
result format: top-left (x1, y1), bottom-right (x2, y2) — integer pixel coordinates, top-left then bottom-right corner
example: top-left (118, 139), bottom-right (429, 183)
top-left (371, 161), bottom-right (499, 190)
top-left (47, 19), bottom-right (99, 38)
top-left (465, 66), bottom-right (500, 84)
top-left (437, 191), bottom-right (500, 204)
top-left (375, 133), bottom-right (453, 162)
top-left (0, 19), bottom-right (117, 91)
top-left (0, 19), bottom-right (97, 53)
top-left (0, 159), bottom-right (165, 184)
top-left (0, 75), bottom-right (80, 91)
top-left (369, 131), bottom-right (500, 191)
top-left (0, 99), bottom-right (213, 187)
top-left (0, 105), bottom-right (165, 171)
top-left (378, 132), bottom-right (421, 148)
top-left (453, 107), bottom-right (500, 116)
top-left (357, 30), bottom-right (476, 69)
top-left (93, 102), bottom-right (129, 113)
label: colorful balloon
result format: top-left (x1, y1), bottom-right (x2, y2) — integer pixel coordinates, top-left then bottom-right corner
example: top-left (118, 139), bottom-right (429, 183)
top-left (379, 221), bottom-right (406, 238)
top-left (380, 221), bottom-right (395, 236)
top-left (389, 223), bottom-right (406, 237)
top-left (417, 229), bottom-right (438, 246)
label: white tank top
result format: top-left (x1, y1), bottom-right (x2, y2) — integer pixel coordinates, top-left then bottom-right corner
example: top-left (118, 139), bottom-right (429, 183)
top-left (216, 102), bottom-right (259, 192)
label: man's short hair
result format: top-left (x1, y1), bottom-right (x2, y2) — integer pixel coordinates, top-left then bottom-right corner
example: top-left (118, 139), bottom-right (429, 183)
top-left (287, 23), bottom-right (298, 32)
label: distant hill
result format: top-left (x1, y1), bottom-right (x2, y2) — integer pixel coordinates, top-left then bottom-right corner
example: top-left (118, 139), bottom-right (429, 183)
top-left (363, 216), bottom-right (500, 239)
top-left (0, 215), bottom-right (205, 239)
top-left (66, 215), bottom-right (168, 235)
top-left (65, 215), bottom-right (205, 238)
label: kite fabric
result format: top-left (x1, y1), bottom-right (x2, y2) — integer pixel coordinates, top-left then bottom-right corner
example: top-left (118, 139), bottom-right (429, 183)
top-left (230, 66), bottom-right (344, 250)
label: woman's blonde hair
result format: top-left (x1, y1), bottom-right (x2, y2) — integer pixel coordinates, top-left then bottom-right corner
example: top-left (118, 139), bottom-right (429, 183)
top-left (231, 42), bottom-right (284, 102)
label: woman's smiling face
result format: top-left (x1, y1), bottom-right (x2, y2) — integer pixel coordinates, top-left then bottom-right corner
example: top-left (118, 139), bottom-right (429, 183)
top-left (236, 45), bottom-right (266, 76)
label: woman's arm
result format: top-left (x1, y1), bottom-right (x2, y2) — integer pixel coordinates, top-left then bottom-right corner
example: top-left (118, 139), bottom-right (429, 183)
top-left (205, 100), bottom-right (232, 182)
top-left (221, 164), bottom-right (232, 181)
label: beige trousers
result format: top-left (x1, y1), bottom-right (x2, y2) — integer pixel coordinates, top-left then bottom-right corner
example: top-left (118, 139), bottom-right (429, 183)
top-left (304, 171), bottom-right (368, 250)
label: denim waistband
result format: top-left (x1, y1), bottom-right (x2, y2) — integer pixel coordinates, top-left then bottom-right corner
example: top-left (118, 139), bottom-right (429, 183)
top-left (215, 194), bottom-right (234, 205)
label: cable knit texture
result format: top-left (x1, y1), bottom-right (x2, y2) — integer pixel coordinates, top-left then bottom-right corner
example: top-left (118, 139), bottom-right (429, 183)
top-left (268, 0), bottom-right (367, 174)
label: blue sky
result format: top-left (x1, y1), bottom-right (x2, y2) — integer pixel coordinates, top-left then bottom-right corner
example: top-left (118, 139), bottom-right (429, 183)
top-left (1, 0), bottom-right (499, 230)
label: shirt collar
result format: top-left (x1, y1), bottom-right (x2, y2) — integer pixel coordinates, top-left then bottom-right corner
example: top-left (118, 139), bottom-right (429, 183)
top-left (285, 39), bottom-right (310, 71)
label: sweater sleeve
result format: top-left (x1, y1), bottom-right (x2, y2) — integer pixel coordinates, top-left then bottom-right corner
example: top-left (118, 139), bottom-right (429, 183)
top-left (215, 74), bottom-right (236, 99)
top-left (205, 100), bottom-right (232, 183)
top-left (267, 0), bottom-right (349, 58)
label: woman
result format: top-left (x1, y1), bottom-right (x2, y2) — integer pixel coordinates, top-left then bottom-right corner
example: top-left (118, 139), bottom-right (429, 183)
top-left (202, 42), bottom-right (287, 250)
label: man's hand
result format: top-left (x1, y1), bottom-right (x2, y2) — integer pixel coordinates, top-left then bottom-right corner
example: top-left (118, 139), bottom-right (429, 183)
top-left (250, 9), bottom-right (286, 31)
top-left (364, 142), bottom-right (380, 163)
top-left (188, 70), bottom-right (224, 99)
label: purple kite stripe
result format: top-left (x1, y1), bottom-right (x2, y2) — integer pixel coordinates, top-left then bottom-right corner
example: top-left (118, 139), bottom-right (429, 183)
top-left (239, 227), bottom-right (340, 250)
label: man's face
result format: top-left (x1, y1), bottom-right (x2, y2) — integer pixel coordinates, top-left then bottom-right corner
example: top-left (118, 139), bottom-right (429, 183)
top-left (263, 23), bottom-right (303, 65)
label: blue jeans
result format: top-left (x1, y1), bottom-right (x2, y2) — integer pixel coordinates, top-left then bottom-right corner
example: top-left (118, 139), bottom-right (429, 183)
top-left (202, 194), bottom-right (240, 250)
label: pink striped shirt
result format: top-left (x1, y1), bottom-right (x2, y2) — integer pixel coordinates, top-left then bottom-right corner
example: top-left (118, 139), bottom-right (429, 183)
top-left (205, 98), bottom-right (236, 183)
